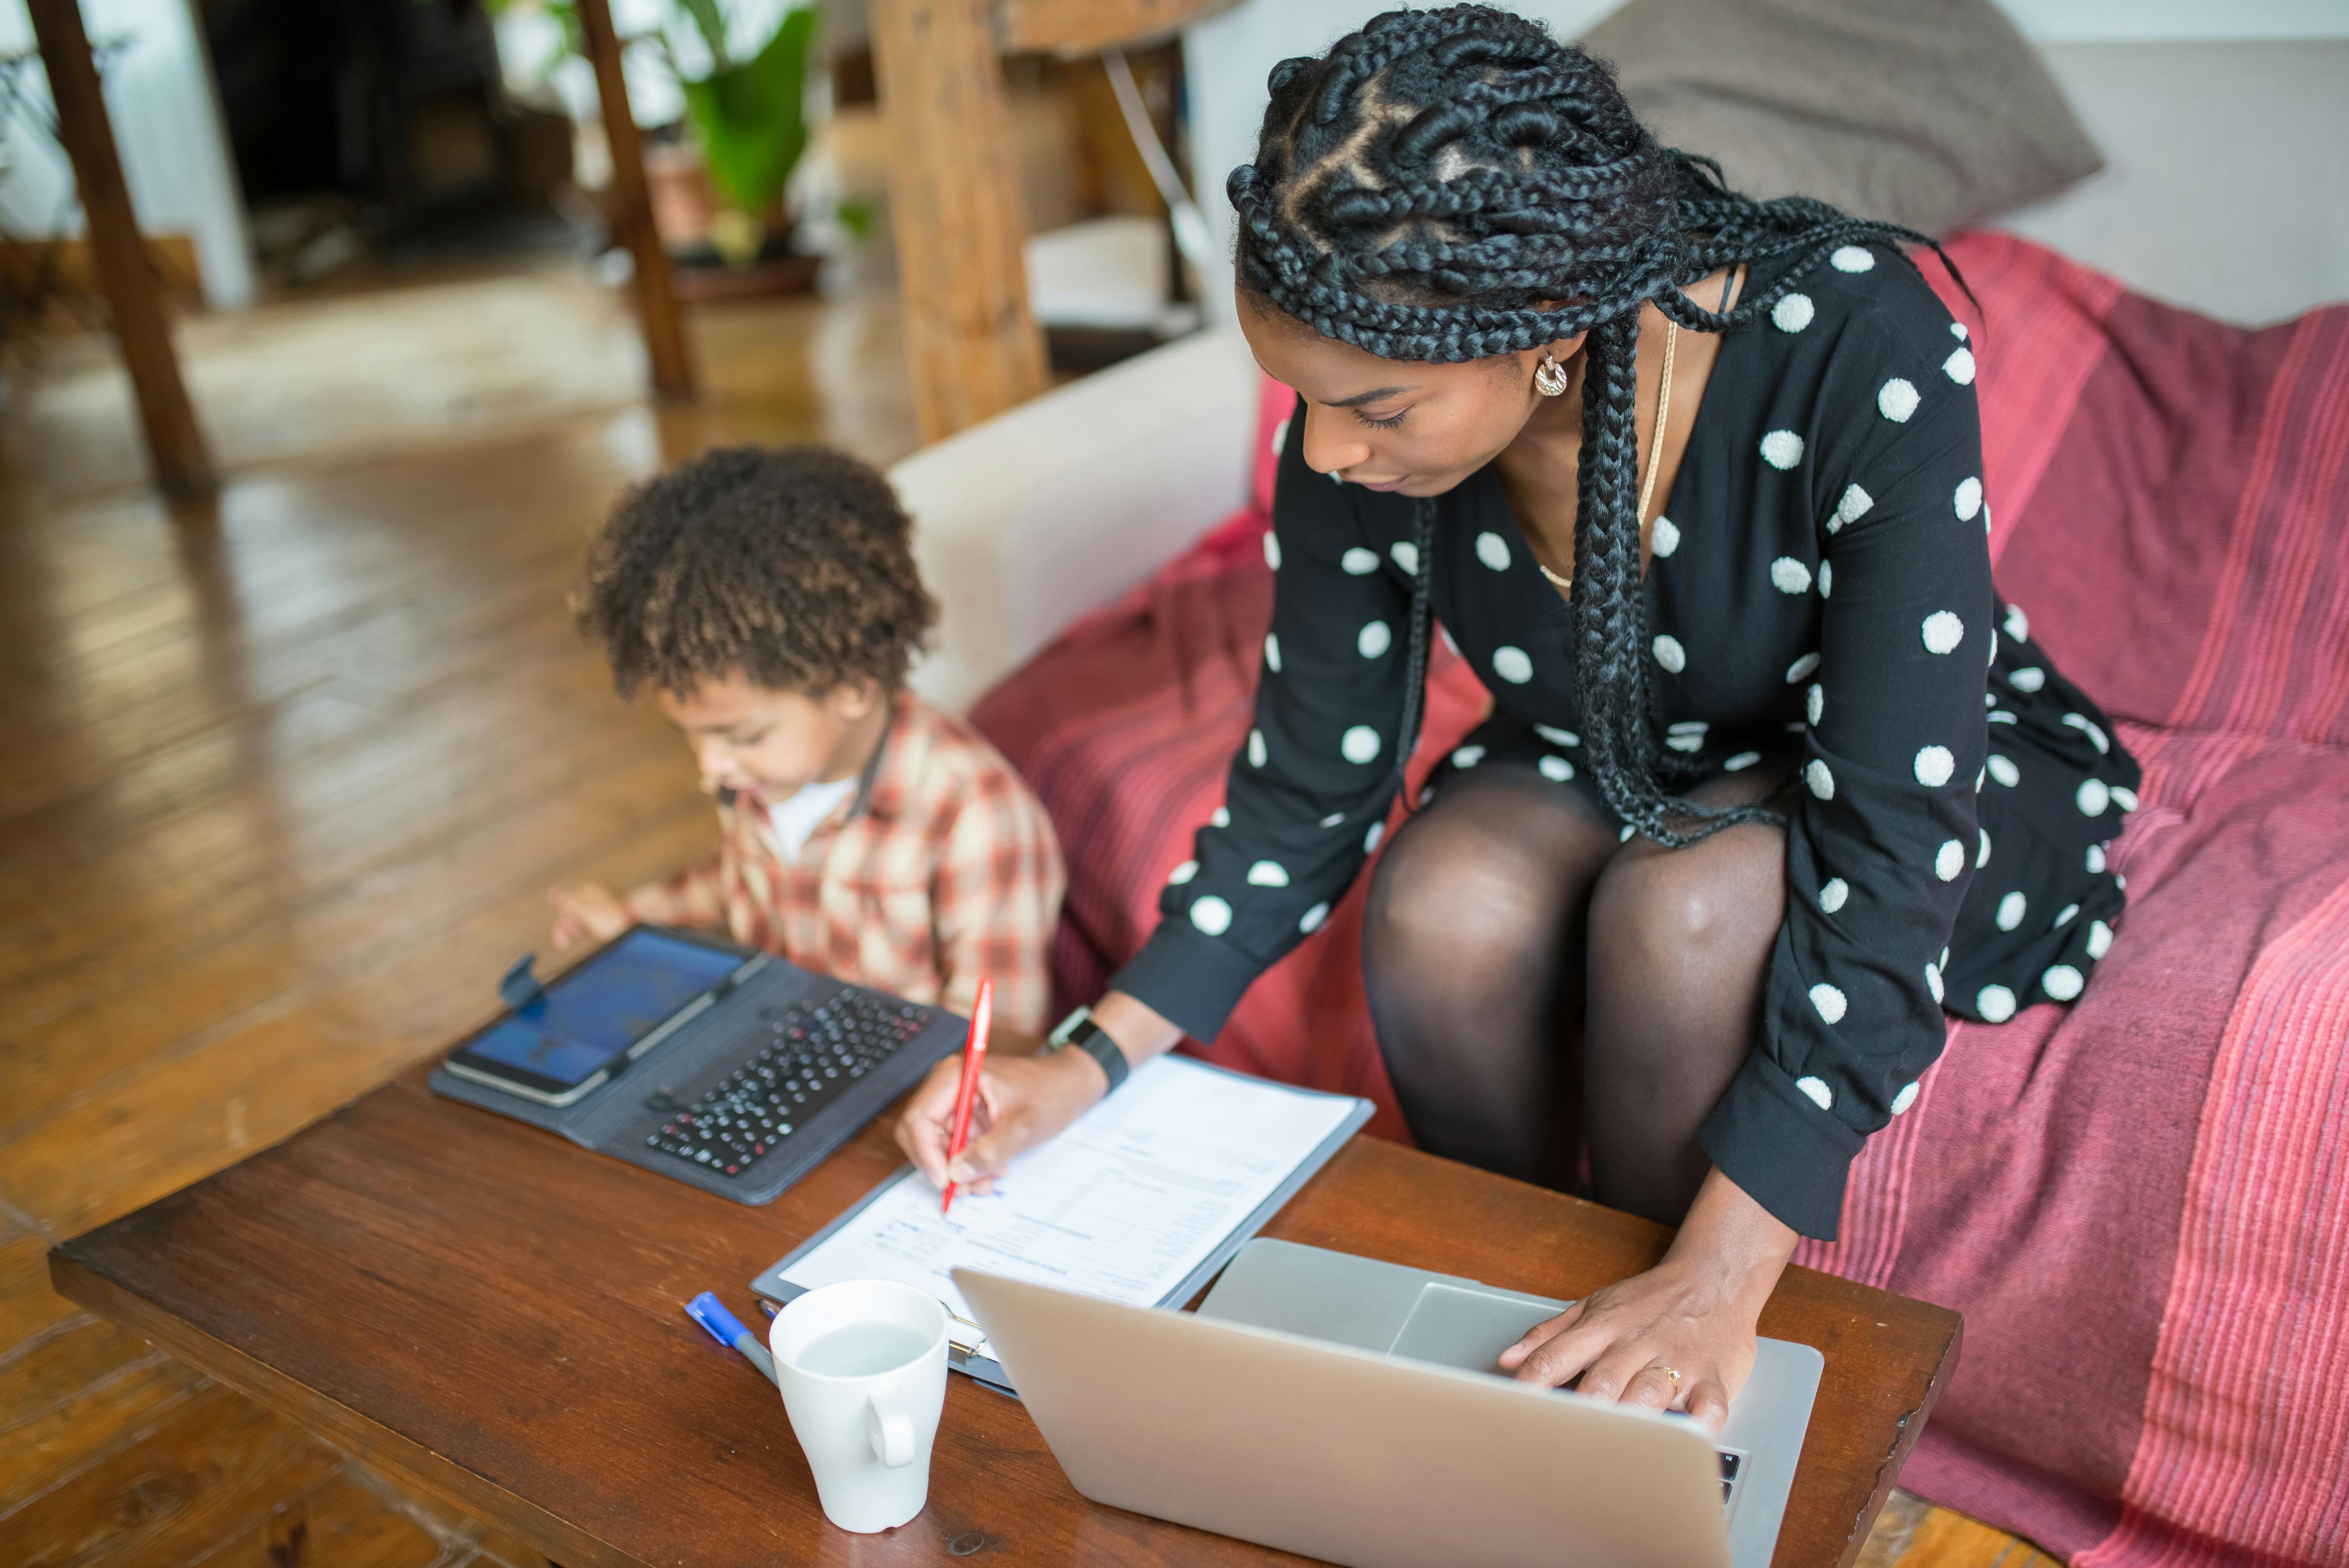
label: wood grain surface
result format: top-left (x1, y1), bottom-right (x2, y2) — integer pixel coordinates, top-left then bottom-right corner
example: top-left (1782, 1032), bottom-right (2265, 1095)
top-left (53, 1067), bottom-right (1957, 1568)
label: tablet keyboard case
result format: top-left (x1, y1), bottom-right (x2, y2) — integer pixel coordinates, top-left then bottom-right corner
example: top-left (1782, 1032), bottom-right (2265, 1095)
top-left (429, 963), bottom-right (966, 1205)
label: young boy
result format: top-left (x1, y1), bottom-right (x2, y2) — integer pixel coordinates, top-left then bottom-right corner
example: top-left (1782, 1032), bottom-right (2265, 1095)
top-left (548, 444), bottom-right (1065, 1034)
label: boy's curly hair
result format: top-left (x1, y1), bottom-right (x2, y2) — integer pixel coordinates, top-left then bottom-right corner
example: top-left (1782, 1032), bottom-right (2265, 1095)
top-left (576, 445), bottom-right (938, 700)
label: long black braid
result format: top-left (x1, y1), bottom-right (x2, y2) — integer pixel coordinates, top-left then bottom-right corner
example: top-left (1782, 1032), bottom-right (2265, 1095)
top-left (1233, 5), bottom-right (1964, 847)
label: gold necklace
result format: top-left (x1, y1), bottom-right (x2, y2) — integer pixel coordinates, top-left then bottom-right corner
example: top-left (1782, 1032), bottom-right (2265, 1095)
top-left (1539, 317), bottom-right (1677, 593)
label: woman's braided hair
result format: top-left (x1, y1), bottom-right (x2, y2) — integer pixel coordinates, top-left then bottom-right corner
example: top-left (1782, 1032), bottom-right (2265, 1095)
top-left (1232, 4), bottom-right (1950, 846)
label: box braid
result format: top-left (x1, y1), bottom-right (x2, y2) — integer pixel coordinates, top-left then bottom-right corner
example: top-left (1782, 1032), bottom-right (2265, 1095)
top-left (1231, 5), bottom-right (1966, 848)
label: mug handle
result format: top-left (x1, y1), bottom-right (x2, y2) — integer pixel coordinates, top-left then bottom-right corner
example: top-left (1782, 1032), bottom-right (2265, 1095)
top-left (867, 1393), bottom-right (916, 1468)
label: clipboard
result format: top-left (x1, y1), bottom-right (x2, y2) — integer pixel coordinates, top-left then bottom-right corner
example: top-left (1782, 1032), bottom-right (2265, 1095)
top-left (749, 1057), bottom-right (1374, 1395)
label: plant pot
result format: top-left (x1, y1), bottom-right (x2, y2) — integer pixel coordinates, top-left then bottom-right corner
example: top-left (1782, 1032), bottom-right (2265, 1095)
top-left (669, 232), bottom-right (822, 303)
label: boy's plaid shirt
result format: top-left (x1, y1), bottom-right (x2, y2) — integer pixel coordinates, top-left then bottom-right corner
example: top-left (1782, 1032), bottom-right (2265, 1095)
top-left (624, 691), bottom-right (1064, 1033)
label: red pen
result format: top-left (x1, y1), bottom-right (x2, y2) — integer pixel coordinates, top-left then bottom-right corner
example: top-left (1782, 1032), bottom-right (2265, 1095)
top-left (940, 978), bottom-right (993, 1214)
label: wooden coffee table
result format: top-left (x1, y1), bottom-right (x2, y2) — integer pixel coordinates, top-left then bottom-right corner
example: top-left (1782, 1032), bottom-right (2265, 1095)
top-left (51, 1064), bottom-right (1957, 1568)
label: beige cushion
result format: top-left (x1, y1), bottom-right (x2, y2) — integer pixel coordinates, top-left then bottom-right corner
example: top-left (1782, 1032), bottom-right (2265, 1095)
top-left (1581, 0), bottom-right (2103, 235)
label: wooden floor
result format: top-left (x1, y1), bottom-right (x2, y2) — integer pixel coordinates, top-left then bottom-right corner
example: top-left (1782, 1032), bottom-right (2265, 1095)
top-left (0, 265), bottom-right (2044, 1567)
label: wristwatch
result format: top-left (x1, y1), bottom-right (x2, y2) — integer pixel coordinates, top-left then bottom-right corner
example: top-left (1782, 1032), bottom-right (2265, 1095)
top-left (1044, 1006), bottom-right (1130, 1095)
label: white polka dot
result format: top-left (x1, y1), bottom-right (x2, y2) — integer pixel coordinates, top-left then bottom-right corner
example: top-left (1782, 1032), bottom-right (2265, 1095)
top-left (1772, 292), bottom-right (1815, 332)
top-left (1212, 806), bottom-right (1230, 827)
top-left (1925, 962), bottom-right (1945, 1003)
top-left (2112, 786), bottom-right (2139, 812)
top-left (1538, 755), bottom-right (1575, 782)
top-left (2085, 844), bottom-right (2106, 874)
top-left (1167, 859), bottom-right (1198, 884)
top-left (1831, 245), bottom-right (1875, 273)
top-left (1761, 430), bottom-right (1805, 470)
top-left (1450, 745), bottom-right (1485, 769)
top-left (1797, 1074), bottom-right (1836, 1108)
top-left (1878, 378), bottom-right (1921, 422)
top-left (1770, 557), bottom-right (1813, 594)
top-left (1470, 531), bottom-right (1513, 572)
top-left (1330, 469), bottom-right (1345, 486)
top-left (1358, 620), bottom-right (1394, 659)
top-left (1806, 759), bottom-right (1835, 800)
top-left (1786, 651), bottom-right (1821, 683)
top-left (2087, 919), bottom-right (2113, 960)
top-left (1945, 347), bottom-right (1977, 385)
top-left (2053, 902), bottom-right (2080, 929)
top-left (1665, 720), bottom-right (1706, 754)
top-left (1650, 516), bottom-right (1681, 557)
top-left (1341, 547), bottom-right (1379, 575)
top-left (1935, 840), bottom-right (1965, 881)
top-left (1831, 484), bottom-right (1874, 531)
top-left (1270, 415), bottom-right (1290, 456)
top-left (1492, 645), bottom-right (1533, 683)
top-left (2116, 874), bottom-right (2126, 890)
top-left (1653, 636), bottom-right (1687, 674)
top-left (1440, 625), bottom-right (1459, 656)
top-left (1996, 891), bottom-right (2028, 931)
top-left (2004, 604), bottom-right (2031, 644)
top-left (1987, 754), bottom-right (2019, 788)
top-left (1724, 750), bottom-right (1762, 771)
top-left (2062, 712), bottom-right (2110, 754)
top-left (1535, 725), bottom-right (1580, 747)
top-left (1619, 823), bottom-right (1637, 842)
top-left (1891, 1082), bottom-right (1921, 1115)
top-left (2010, 666), bottom-right (2046, 694)
top-left (1808, 985), bottom-right (1848, 1026)
top-left (1976, 766), bottom-right (1985, 793)
top-left (1988, 709), bottom-right (2017, 724)
top-left (1921, 611), bottom-right (1966, 654)
top-left (1391, 540), bottom-right (1420, 576)
top-left (2042, 964), bottom-right (2084, 1001)
top-left (1820, 877), bottom-right (1850, 913)
top-left (1319, 811), bottom-right (1344, 828)
top-left (2077, 778), bottom-right (2111, 817)
top-left (1915, 745), bottom-right (1956, 786)
top-left (1341, 725), bottom-right (1381, 764)
top-left (1264, 633), bottom-right (1282, 673)
top-left (1248, 728), bottom-right (1267, 768)
top-left (1978, 829), bottom-right (1992, 868)
top-left (1952, 323), bottom-right (1969, 340)
top-left (1246, 860), bottom-right (1290, 887)
top-left (1818, 561), bottom-right (1834, 599)
top-left (1807, 683), bottom-right (1825, 726)
top-left (1977, 984), bottom-right (2018, 1022)
top-left (1190, 896), bottom-right (1232, 936)
top-left (1364, 820), bottom-right (1385, 854)
top-left (1955, 477), bottom-right (1983, 521)
top-left (1262, 530), bottom-right (1282, 571)
top-left (1299, 902), bottom-right (1330, 934)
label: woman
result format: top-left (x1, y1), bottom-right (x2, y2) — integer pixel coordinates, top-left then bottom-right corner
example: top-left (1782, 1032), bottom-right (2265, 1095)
top-left (897, 4), bottom-right (2138, 1432)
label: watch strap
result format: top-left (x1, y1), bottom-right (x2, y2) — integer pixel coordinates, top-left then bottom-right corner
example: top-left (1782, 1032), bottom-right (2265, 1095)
top-left (1046, 1006), bottom-right (1130, 1094)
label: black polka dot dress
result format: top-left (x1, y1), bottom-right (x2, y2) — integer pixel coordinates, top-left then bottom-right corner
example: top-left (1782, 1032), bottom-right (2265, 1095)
top-left (1110, 243), bottom-right (2140, 1239)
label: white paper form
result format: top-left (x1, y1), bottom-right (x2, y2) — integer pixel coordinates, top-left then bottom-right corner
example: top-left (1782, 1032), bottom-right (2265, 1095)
top-left (775, 1057), bottom-right (1361, 1353)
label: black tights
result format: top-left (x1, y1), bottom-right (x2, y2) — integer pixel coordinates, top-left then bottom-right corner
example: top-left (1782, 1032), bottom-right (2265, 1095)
top-left (1361, 764), bottom-right (1790, 1225)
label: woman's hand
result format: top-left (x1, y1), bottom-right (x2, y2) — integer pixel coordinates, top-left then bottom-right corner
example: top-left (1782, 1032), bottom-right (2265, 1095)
top-left (1497, 1168), bottom-right (1797, 1434)
top-left (549, 881), bottom-right (631, 950)
top-left (891, 1040), bottom-right (1102, 1194)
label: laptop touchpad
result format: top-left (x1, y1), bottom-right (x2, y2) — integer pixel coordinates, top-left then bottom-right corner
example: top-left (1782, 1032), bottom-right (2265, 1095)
top-left (1387, 1283), bottom-right (1564, 1375)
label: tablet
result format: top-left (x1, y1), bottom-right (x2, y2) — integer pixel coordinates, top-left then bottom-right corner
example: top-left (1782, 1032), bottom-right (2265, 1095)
top-left (441, 925), bottom-right (764, 1106)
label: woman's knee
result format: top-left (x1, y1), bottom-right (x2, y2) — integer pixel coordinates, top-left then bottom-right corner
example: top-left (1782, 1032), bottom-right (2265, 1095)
top-left (1587, 826), bottom-right (1786, 985)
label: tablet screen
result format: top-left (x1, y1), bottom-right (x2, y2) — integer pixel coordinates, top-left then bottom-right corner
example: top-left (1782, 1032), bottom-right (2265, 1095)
top-left (463, 929), bottom-right (745, 1088)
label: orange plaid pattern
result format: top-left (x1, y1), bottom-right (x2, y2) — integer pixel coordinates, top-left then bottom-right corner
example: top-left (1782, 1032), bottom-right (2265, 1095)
top-left (623, 691), bottom-right (1064, 1033)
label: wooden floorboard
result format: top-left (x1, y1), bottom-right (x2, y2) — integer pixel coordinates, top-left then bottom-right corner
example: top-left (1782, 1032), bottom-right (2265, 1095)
top-left (0, 263), bottom-right (2042, 1568)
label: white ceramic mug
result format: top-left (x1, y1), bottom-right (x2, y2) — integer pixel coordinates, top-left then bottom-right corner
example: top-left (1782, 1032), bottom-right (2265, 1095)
top-left (770, 1279), bottom-right (950, 1533)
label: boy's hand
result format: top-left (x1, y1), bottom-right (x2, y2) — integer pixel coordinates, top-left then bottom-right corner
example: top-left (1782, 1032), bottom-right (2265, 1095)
top-left (893, 1035), bottom-right (1100, 1196)
top-left (549, 881), bottom-right (631, 950)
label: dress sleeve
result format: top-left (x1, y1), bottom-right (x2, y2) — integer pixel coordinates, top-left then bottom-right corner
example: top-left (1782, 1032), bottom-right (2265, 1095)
top-left (1699, 302), bottom-right (1993, 1240)
top-left (1109, 397), bottom-right (1416, 1042)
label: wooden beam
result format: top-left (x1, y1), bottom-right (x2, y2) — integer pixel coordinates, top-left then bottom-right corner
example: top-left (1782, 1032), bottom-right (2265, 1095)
top-left (871, 0), bottom-right (1050, 442)
top-left (992, 0), bottom-right (1240, 57)
top-left (574, 0), bottom-right (695, 400)
top-left (25, 0), bottom-right (214, 499)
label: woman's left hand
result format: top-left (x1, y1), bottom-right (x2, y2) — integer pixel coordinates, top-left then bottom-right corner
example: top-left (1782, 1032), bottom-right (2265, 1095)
top-left (1496, 1167), bottom-right (1798, 1435)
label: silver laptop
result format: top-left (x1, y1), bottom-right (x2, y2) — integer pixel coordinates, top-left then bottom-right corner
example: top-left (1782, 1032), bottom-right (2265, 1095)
top-left (955, 1238), bottom-right (1821, 1568)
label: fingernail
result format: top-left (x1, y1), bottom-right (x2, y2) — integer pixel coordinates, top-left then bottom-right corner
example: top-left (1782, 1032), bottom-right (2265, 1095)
top-left (947, 1159), bottom-right (973, 1182)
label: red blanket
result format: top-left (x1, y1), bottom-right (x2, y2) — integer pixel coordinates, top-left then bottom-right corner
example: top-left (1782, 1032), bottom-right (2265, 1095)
top-left (970, 232), bottom-right (2349, 1564)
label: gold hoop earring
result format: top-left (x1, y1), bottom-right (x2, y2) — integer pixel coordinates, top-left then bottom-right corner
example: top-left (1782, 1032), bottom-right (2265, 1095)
top-left (1533, 352), bottom-right (1569, 397)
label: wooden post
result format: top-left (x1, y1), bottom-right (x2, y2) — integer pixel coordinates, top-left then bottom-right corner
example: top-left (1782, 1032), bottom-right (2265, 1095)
top-left (870, 0), bottom-right (1048, 442)
top-left (575, 0), bottom-right (695, 399)
top-left (26, 0), bottom-right (214, 498)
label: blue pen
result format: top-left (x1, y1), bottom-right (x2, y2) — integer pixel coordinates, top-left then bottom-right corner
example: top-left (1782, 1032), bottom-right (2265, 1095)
top-left (685, 1292), bottom-right (779, 1385)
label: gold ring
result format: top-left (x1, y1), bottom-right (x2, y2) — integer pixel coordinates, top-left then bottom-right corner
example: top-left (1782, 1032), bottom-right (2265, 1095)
top-left (1657, 1365), bottom-right (1682, 1385)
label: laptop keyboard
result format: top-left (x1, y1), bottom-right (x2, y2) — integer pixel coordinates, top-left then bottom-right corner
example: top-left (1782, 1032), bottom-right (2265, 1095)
top-left (645, 992), bottom-right (933, 1178)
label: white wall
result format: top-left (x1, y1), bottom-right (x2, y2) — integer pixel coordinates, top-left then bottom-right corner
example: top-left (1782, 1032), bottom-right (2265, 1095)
top-left (0, 0), bottom-right (254, 310)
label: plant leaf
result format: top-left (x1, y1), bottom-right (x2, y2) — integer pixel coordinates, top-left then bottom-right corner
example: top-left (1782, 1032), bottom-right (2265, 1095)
top-left (680, 5), bottom-right (816, 215)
